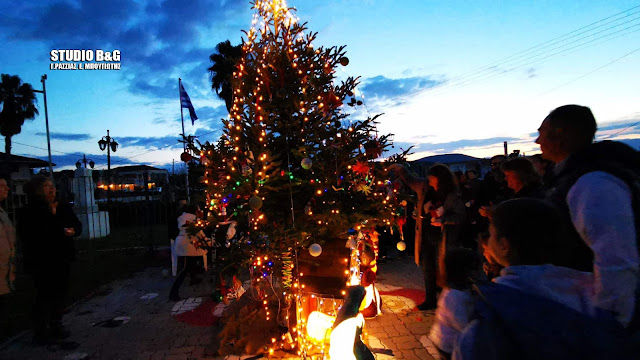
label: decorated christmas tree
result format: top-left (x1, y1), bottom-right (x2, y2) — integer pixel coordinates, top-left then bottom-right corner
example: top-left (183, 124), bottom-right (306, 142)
top-left (191, 0), bottom-right (410, 356)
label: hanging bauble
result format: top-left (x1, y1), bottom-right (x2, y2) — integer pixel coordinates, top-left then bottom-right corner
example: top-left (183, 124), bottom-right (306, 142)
top-left (249, 195), bottom-right (263, 210)
top-left (200, 155), bottom-right (210, 166)
top-left (309, 243), bottom-right (322, 257)
top-left (339, 57), bottom-right (349, 66)
top-left (180, 152), bottom-right (193, 162)
top-left (242, 164), bottom-right (252, 176)
top-left (397, 241), bottom-right (407, 251)
top-left (301, 157), bottom-right (313, 170)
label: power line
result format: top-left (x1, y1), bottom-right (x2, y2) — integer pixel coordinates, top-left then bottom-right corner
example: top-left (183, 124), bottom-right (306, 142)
top-left (445, 5), bottom-right (640, 86)
top-left (452, 5), bottom-right (640, 81)
top-left (395, 5), bottom-right (640, 100)
top-left (539, 46), bottom-right (640, 95)
top-left (423, 18), bottom-right (640, 97)
top-left (601, 121), bottom-right (640, 140)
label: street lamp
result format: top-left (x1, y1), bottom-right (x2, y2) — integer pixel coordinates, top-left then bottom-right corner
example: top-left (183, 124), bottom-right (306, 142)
top-left (98, 130), bottom-right (118, 201)
top-left (75, 154), bottom-right (95, 169)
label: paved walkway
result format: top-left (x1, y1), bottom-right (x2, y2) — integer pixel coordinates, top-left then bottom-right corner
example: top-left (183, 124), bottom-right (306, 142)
top-left (2, 256), bottom-right (439, 360)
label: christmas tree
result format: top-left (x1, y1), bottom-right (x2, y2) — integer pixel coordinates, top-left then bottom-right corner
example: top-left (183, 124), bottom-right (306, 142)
top-left (192, 0), bottom-right (409, 355)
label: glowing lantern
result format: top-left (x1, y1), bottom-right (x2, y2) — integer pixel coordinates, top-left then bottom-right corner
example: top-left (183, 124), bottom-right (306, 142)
top-left (306, 311), bottom-right (335, 343)
top-left (397, 241), bottom-right (407, 251)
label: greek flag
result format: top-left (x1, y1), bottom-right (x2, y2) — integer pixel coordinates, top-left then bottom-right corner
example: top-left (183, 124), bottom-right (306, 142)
top-left (180, 83), bottom-right (198, 125)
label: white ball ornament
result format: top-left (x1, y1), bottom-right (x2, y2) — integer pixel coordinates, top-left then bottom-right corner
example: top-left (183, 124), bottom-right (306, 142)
top-left (397, 241), bottom-right (407, 251)
top-left (309, 243), bottom-right (322, 257)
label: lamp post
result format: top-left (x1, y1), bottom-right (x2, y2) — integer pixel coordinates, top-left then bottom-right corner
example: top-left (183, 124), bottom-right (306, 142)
top-left (75, 154), bottom-right (95, 169)
top-left (98, 130), bottom-right (118, 202)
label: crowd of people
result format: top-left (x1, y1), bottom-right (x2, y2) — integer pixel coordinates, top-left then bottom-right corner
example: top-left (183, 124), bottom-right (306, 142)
top-left (391, 104), bottom-right (639, 359)
top-left (1, 104), bottom-right (638, 358)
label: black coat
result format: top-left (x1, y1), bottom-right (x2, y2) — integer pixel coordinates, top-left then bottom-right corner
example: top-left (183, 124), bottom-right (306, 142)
top-left (17, 200), bottom-right (82, 274)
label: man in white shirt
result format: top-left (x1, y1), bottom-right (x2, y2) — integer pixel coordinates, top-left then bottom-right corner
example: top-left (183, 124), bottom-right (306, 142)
top-left (536, 104), bottom-right (640, 328)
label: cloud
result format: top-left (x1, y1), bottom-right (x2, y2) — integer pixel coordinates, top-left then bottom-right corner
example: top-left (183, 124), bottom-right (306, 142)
top-left (360, 75), bottom-right (445, 100)
top-left (196, 105), bottom-right (228, 123)
top-left (525, 67), bottom-right (537, 79)
top-left (28, 153), bottom-right (133, 169)
top-left (596, 118), bottom-right (640, 134)
top-left (0, 0), bottom-right (247, 100)
top-left (34, 132), bottom-right (92, 141)
top-left (116, 135), bottom-right (183, 150)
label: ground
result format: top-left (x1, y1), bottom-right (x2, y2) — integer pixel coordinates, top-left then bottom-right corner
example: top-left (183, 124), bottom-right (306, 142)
top-left (1, 256), bottom-right (439, 360)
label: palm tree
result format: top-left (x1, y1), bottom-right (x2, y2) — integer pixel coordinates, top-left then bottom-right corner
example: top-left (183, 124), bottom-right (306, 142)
top-left (208, 40), bottom-right (243, 112)
top-left (0, 74), bottom-right (39, 154)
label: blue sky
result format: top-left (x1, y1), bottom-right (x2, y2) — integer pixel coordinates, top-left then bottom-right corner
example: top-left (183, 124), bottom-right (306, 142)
top-left (1, 0), bottom-right (639, 171)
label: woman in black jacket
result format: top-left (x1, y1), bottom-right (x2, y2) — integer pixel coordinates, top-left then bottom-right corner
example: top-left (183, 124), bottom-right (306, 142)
top-left (17, 176), bottom-right (81, 344)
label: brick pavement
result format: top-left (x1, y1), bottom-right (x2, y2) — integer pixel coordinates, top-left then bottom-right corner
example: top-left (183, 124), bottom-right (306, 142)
top-left (1, 256), bottom-right (439, 360)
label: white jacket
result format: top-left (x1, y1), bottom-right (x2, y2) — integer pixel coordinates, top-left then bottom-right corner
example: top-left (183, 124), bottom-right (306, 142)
top-left (174, 212), bottom-right (208, 257)
top-left (494, 264), bottom-right (598, 317)
top-left (429, 288), bottom-right (475, 354)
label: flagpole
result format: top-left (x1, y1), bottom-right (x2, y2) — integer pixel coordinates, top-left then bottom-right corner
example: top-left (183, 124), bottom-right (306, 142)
top-left (179, 78), bottom-right (190, 203)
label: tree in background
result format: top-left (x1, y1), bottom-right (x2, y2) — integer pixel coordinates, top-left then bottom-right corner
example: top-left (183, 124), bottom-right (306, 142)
top-left (0, 74), bottom-right (39, 154)
top-left (209, 40), bottom-right (243, 112)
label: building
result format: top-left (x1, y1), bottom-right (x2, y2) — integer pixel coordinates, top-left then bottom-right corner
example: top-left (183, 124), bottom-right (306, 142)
top-left (95, 165), bottom-right (169, 193)
top-left (409, 153), bottom-right (491, 178)
top-left (0, 152), bottom-right (54, 221)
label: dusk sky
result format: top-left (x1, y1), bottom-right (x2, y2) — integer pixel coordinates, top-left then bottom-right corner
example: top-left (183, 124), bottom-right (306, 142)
top-left (1, 0), bottom-right (639, 171)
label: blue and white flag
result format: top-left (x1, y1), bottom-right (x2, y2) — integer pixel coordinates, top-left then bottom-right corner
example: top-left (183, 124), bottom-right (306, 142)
top-left (180, 83), bottom-right (198, 125)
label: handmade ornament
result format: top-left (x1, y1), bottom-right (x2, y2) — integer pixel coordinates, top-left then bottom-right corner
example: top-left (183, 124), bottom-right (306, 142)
top-left (301, 157), bottom-right (313, 170)
top-left (359, 246), bottom-right (381, 318)
top-left (226, 222), bottom-right (236, 240)
top-left (352, 161), bottom-right (370, 176)
top-left (363, 139), bottom-right (383, 159)
top-left (309, 243), bottom-right (322, 257)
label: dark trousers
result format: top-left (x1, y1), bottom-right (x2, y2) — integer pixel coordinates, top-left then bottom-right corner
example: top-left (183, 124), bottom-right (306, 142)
top-left (33, 265), bottom-right (70, 337)
top-left (0, 294), bottom-right (11, 338)
top-left (421, 225), bottom-right (441, 306)
top-left (169, 256), bottom-right (202, 299)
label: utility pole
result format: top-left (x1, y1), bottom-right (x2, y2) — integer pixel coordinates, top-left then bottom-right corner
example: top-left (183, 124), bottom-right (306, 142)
top-left (33, 74), bottom-right (53, 178)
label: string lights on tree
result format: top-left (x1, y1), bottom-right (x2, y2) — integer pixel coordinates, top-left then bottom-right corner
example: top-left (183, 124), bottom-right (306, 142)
top-left (191, 0), bottom-right (414, 357)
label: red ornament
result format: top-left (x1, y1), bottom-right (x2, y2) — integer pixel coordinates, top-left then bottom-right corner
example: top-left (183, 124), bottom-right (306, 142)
top-left (364, 139), bottom-right (383, 159)
top-left (352, 161), bottom-right (370, 175)
top-left (180, 152), bottom-right (193, 162)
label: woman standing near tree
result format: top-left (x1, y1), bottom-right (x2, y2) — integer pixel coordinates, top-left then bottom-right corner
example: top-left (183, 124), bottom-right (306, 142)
top-left (17, 176), bottom-right (81, 345)
top-left (427, 164), bottom-right (467, 249)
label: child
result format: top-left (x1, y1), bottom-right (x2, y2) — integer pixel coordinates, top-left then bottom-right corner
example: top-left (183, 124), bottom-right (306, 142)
top-left (428, 248), bottom-right (483, 358)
